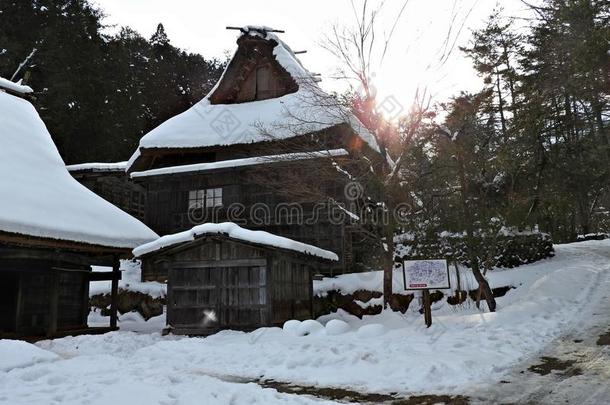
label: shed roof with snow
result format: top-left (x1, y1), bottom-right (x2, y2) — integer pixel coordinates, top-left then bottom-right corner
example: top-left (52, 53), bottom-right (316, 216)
top-left (133, 222), bottom-right (338, 261)
top-left (126, 26), bottom-right (380, 172)
top-left (0, 86), bottom-right (158, 250)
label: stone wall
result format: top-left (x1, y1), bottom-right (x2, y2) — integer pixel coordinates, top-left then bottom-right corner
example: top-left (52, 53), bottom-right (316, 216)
top-left (90, 289), bottom-right (165, 320)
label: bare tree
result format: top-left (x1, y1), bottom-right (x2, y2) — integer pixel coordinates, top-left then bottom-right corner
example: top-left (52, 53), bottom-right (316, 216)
top-left (319, 0), bottom-right (483, 306)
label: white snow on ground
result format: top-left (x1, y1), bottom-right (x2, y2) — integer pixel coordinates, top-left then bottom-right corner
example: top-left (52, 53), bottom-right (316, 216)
top-left (88, 310), bottom-right (167, 334)
top-left (126, 27), bottom-right (379, 171)
top-left (130, 149), bottom-right (349, 178)
top-left (1, 333), bottom-right (338, 405)
top-left (0, 91), bottom-right (158, 248)
top-left (0, 340), bottom-right (58, 371)
top-left (1, 240), bottom-right (609, 404)
top-left (133, 222), bottom-right (339, 261)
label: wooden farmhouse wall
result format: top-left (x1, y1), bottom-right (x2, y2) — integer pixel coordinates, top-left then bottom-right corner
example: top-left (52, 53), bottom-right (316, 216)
top-left (70, 170), bottom-right (146, 220)
top-left (0, 251), bottom-right (91, 336)
top-left (138, 160), bottom-right (354, 275)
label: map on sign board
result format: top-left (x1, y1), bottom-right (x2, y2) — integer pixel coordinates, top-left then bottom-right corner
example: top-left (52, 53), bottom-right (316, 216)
top-left (402, 259), bottom-right (450, 290)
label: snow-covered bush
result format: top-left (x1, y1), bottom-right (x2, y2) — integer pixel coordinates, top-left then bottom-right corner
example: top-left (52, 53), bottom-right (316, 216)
top-left (395, 230), bottom-right (554, 270)
top-left (325, 319), bottom-right (351, 335)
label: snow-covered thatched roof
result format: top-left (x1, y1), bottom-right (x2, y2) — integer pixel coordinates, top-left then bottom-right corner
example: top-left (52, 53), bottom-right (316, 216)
top-left (0, 89), bottom-right (158, 250)
top-left (133, 222), bottom-right (339, 261)
top-left (126, 26), bottom-right (380, 171)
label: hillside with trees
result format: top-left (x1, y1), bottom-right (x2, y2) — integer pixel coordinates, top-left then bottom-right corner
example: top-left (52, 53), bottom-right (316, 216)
top-left (0, 0), bottom-right (224, 163)
top-left (399, 0), bottom-right (610, 243)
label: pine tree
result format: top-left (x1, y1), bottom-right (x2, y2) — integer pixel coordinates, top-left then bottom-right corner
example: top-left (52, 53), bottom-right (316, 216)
top-left (150, 23), bottom-right (170, 48)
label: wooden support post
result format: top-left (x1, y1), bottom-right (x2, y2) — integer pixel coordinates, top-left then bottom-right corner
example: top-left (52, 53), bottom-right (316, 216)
top-left (110, 257), bottom-right (120, 330)
top-left (422, 289), bottom-right (432, 328)
top-left (48, 270), bottom-right (60, 337)
top-left (14, 274), bottom-right (23, 335)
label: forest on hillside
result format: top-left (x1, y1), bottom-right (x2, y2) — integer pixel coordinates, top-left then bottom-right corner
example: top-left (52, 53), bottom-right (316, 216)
top-left (1, 0), bottom-right (608, 243)
top-left (0, 0), bottom-right (225, 163)
top-left (336, 0), bottom-right (608, 244)
top-left (387, 1), bottom-right (610, 243)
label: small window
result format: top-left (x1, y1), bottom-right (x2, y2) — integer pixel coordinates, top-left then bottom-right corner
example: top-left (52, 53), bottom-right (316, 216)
top-left (189, 188), bottom-right (222, 209)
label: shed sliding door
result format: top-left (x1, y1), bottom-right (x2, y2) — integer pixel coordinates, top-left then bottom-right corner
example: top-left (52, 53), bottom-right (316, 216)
top-left (170, 266), bottom-right (268, 331)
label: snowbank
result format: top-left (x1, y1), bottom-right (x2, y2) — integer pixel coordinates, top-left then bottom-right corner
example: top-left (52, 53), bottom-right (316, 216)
top-left (131, 149), bottom-right (348, 178)
top-left (126, 28), bottom-right (379, 171)
top-left (0, 340), bottom-right (58, 371)
top-left (4, 333), bottom-right (337, 405)
top-left (133, 222), bottom-right (339, 261)
top-left (0, 92), bottom-right (158, 248)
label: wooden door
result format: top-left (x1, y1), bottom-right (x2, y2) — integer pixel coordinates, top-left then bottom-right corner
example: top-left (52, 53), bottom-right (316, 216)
top-left (0, 272), bottom-right (18, 333)
top-left (218, 266), bottom-right (267, 329)
top-left (169, 265), bottom-right (267, 333)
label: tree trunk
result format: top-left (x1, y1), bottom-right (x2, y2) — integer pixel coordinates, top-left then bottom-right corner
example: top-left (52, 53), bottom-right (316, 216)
top-left (455, 141), bottom-right (497, 312)
top-left (495, 71), bottom-right (508, 140)
top-left (382, 202), bottom-right (396, 307)
top-left (470, 256), bottom-right (496, 312)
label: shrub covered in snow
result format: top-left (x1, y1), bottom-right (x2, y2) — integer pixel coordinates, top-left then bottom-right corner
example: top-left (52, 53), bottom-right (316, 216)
top-left (325, 319), bottom-right (351, 335)
top-left (395, 230), bottom-right (554, 270)
top-left (576, 232), bottom-right (609, 242)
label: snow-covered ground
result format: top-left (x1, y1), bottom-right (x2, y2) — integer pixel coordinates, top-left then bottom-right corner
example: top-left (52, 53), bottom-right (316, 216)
top-left (1, 240), bottom-right (609, 404)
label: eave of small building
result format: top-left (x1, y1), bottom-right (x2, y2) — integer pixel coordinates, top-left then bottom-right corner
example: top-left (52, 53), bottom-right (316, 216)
top-left (137, 233), bottom-right (337, 263)
top-left (65, 161), bottom-right (128, 174)
top-left (0, 230), bottom-right (133, 257)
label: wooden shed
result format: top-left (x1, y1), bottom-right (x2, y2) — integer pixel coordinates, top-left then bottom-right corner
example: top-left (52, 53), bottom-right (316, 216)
top-left (1, 241), bottom-right (125, 338)
top-left (134, 222), bottom-right (337, 335)
top-left (0, 81), bottom-right (158, 339)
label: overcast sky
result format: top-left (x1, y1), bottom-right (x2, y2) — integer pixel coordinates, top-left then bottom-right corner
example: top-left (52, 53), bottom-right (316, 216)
top-left (93, 0), bottom-right (533, 107)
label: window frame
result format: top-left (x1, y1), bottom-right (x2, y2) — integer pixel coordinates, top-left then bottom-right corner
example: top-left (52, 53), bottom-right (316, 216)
top-left (189, 187), bottom-right (223, 210)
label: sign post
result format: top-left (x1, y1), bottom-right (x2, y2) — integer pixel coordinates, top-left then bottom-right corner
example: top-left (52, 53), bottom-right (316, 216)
top-left (401, 259), bottom-right (450, 328)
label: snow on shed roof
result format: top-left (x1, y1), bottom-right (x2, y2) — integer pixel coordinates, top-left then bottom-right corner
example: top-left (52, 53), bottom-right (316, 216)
top-left (130, 149), bottom-right (349, 178)
top-left (66, 161), bottom-right (128, 173)
top-left (133, 222), bottom-right (339, 261)
top-left (0, 77), bottom-right (33, 94)
top-left (0, 91), bottom-right (159, 249)
top-left (126, 27), bottom-right (379, 170)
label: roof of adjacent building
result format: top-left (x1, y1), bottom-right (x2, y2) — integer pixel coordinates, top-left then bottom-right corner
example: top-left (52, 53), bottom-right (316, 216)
top-left (66, 161), bottom-right (128, 173)
top-left (126, 26), bottom-right (380, 171)
top-left (0, 86), bottom-right (159, 250)
top-left (130, 148), bottom-right (349, 178)
top-left (133, 222), bottom-right (339, 261)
